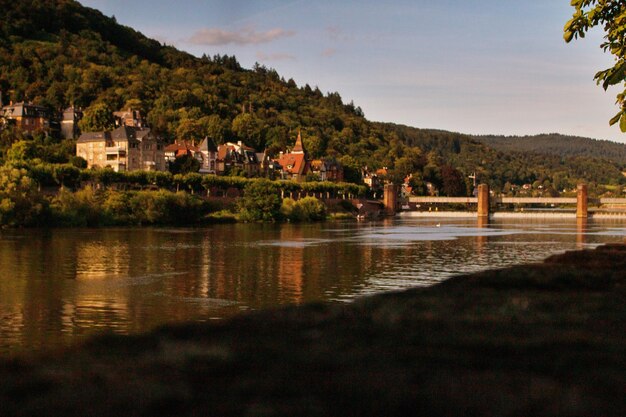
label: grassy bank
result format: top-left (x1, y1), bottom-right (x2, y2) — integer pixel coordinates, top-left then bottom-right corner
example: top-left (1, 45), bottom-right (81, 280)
top-left (1, 244), bottom-right (625, 416)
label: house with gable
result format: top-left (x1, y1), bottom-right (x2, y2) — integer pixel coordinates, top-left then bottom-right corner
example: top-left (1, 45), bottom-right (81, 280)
top-left (77, 125), bottom-right (166, 172)
top-left (164, 141), bottom-right (201, 165)
top-left (274, 131), bottom-right (310, 182)
top-left (2, 102), bottom-right (56, 135)
top-left (310, 158), bottom-right (344, 182)
top-left (216, 141), bottom-right (260, 176)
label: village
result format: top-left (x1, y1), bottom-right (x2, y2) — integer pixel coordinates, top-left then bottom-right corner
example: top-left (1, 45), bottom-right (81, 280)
top-left (2, 100), bottom-right (610, 205)
top-left (2, 101), bottom-right (357, 180)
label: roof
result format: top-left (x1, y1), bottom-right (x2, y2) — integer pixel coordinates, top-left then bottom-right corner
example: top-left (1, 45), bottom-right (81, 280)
top-left (217, 144), bottom-right (236, 160)
top-left (111, 126), bottom-right (138, 142)
top-left (243, 150), bottom-right (259, 164)
top-left (376, 168), bottom-right (389, 176)
top-left (77, 126), bottom-right (155, 144)
top-left (77, 131), bottom-right (111, 143)
top-left (2, 102), bottom-right (50, 118)
top-left (198, 137), bottom-right (217, 152)
top-left (310, 159), bottom-right (324, 170)
top-left (275, 153), bottom-right (308, 175)
top-left (134, 128), bottom-right (152, 141)
top-left (165, 141), bottom-right (199, 157)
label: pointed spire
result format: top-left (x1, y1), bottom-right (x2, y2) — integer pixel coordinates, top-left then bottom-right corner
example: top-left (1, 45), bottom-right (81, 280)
top-left (292, 130), bottom-right (306, 154)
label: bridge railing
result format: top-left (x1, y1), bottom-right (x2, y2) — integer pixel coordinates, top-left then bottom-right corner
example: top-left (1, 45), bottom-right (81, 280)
top-left (398, 184), bottom-right (626, 218)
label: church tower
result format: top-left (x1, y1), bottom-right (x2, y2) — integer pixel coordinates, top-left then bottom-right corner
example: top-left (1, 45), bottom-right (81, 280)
top-left (291, 130), bottom-right (306, 155)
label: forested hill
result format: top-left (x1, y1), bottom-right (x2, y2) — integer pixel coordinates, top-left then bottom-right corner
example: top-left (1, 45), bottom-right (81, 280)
top-left (475, 134), bottom-right (626, 166)
top-left (0, 0), bottom-right (381, 165)
top-left (0, 0), bottom-right (624, 194)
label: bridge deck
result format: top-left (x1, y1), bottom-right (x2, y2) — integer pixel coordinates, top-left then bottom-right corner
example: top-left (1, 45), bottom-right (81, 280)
top-left (408, 197), bottom-right (626, 205)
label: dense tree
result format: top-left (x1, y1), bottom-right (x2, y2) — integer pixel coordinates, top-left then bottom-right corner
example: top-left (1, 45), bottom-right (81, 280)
top-left (440, 165), bottom-right (466, 197)
top-left (565, 1), bottom-right (626, 130)
top-left (78, 102), bottom-right (115, 132)
top-left (169, 154), bottom-right (200, 175)
top-left (0, 167), bottom-right (47, 227)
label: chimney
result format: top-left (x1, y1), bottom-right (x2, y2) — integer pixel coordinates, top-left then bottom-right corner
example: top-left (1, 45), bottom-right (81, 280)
top-left (237, 140), bottom-right (243, 148)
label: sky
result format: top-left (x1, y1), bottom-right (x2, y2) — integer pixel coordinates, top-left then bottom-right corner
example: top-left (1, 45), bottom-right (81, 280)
top-left (80, 0), bottom-right (625, 143)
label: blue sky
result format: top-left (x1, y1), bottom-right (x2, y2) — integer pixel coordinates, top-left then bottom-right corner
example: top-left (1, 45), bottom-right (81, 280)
top-left (80, 0), bottom-right (624, 143)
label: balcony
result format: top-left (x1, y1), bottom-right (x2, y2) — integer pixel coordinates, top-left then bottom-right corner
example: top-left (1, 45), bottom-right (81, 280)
top-left (106, 147), bottom-right (126, 156)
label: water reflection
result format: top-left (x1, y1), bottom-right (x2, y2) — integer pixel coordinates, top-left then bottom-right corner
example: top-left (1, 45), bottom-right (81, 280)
top-left (1, 218), bottom-right (625, 355)
top-left (576, 217), bottom-right (588, 249)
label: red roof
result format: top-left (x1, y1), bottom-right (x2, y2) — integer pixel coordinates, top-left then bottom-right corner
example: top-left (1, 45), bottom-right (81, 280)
top-left (165, 142), bottom-right (199, 157)
top-left (217, 145), bottom-right (236, 160)
top-left (276, 153), bottom-right (308, 175)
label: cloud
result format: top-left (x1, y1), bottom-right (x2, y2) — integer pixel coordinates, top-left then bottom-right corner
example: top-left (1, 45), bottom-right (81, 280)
top-left (326, 26), bottom-right (354, 42)
top-left (256, 52), bottom-right (296, 62)
top-left (188, 26), bottom-right (295, 46)
top-left (321, 48), bottom-right (337, 58)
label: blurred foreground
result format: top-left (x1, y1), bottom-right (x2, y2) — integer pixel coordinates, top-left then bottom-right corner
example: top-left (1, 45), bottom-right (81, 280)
top-left (1, 244), bottom-right (625, 416)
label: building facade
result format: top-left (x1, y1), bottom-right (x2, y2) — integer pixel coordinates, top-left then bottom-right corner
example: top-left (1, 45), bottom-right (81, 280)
top-left (216, 141), bottom-right (260, 176)
top-left (2, 102), bottom-right (54, 134)
top-left (77, 126), bottom-right (166, 172)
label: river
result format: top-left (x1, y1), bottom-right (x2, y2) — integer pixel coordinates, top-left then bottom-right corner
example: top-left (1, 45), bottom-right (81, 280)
top-left (1, 217), bottom-right (625, 355)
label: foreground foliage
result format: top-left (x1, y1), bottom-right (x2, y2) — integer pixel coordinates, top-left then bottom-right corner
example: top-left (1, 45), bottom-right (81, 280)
top-left (565, 0), bottom-right (626, 131)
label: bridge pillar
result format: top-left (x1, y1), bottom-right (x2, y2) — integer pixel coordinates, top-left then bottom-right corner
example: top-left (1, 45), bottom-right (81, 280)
top-left (383, 184), bottom-right (398, 216)
top-left (577, 184), bottom-right (588, 218)
top-left (477, 184), bottom-right (490, 218)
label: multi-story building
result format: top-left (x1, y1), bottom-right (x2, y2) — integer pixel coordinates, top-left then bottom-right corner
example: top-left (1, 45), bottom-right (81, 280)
top-left (216, 141), bottom-right (260, 176)
top-left (76, 126), bottom-right (166, 172)
top-left (310, 159), bottom-right (344, 182)
top-left (1, 102), bottom-right (54, 134)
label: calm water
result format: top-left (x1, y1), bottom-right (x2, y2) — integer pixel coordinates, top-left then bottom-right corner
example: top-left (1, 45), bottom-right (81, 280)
top-left (1, 217), bottom-right (625, 355)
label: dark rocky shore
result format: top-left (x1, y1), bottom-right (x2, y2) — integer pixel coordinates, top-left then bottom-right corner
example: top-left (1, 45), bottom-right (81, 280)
top-left (1, 244), bottom-right (626, 417)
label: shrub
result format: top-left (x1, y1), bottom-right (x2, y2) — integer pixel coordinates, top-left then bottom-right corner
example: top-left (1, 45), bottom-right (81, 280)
top-left (280, 197), bottom-right (297, 219)
top-left (128, 190), bottom-right (206, 225)
top-left (102, 191), bottom-right (133, 224)
top-left (281, 196), bottom-right (326, 222)
top-left (50, 187), bottom-right (103, 226)
top-left (238, 179), bottom-right (282, 222)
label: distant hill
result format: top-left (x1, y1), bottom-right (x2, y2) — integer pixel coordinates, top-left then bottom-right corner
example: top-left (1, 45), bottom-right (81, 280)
top-left (475, 134), bottom-right (626, 167)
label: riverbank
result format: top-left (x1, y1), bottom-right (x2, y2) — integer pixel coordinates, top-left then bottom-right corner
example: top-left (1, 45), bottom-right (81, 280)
top-left (1, 243), bottom-right (625, 416)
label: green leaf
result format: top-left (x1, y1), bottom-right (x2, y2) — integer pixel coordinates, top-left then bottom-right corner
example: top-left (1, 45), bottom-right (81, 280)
top-left (609, 111), bottom-right (622, 126)
top-left (602, 61), bottom-right (626, 90)
top-left (620, 113), bottom-right (626, 133)
top-left (564, 30), bottom-right (574, 43)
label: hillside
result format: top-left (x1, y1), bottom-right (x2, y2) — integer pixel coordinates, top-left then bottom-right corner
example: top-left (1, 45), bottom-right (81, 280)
top-left (475, 134), bottom-right (626, 167)
top-left (0, 0), bottom-right (625, 195)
